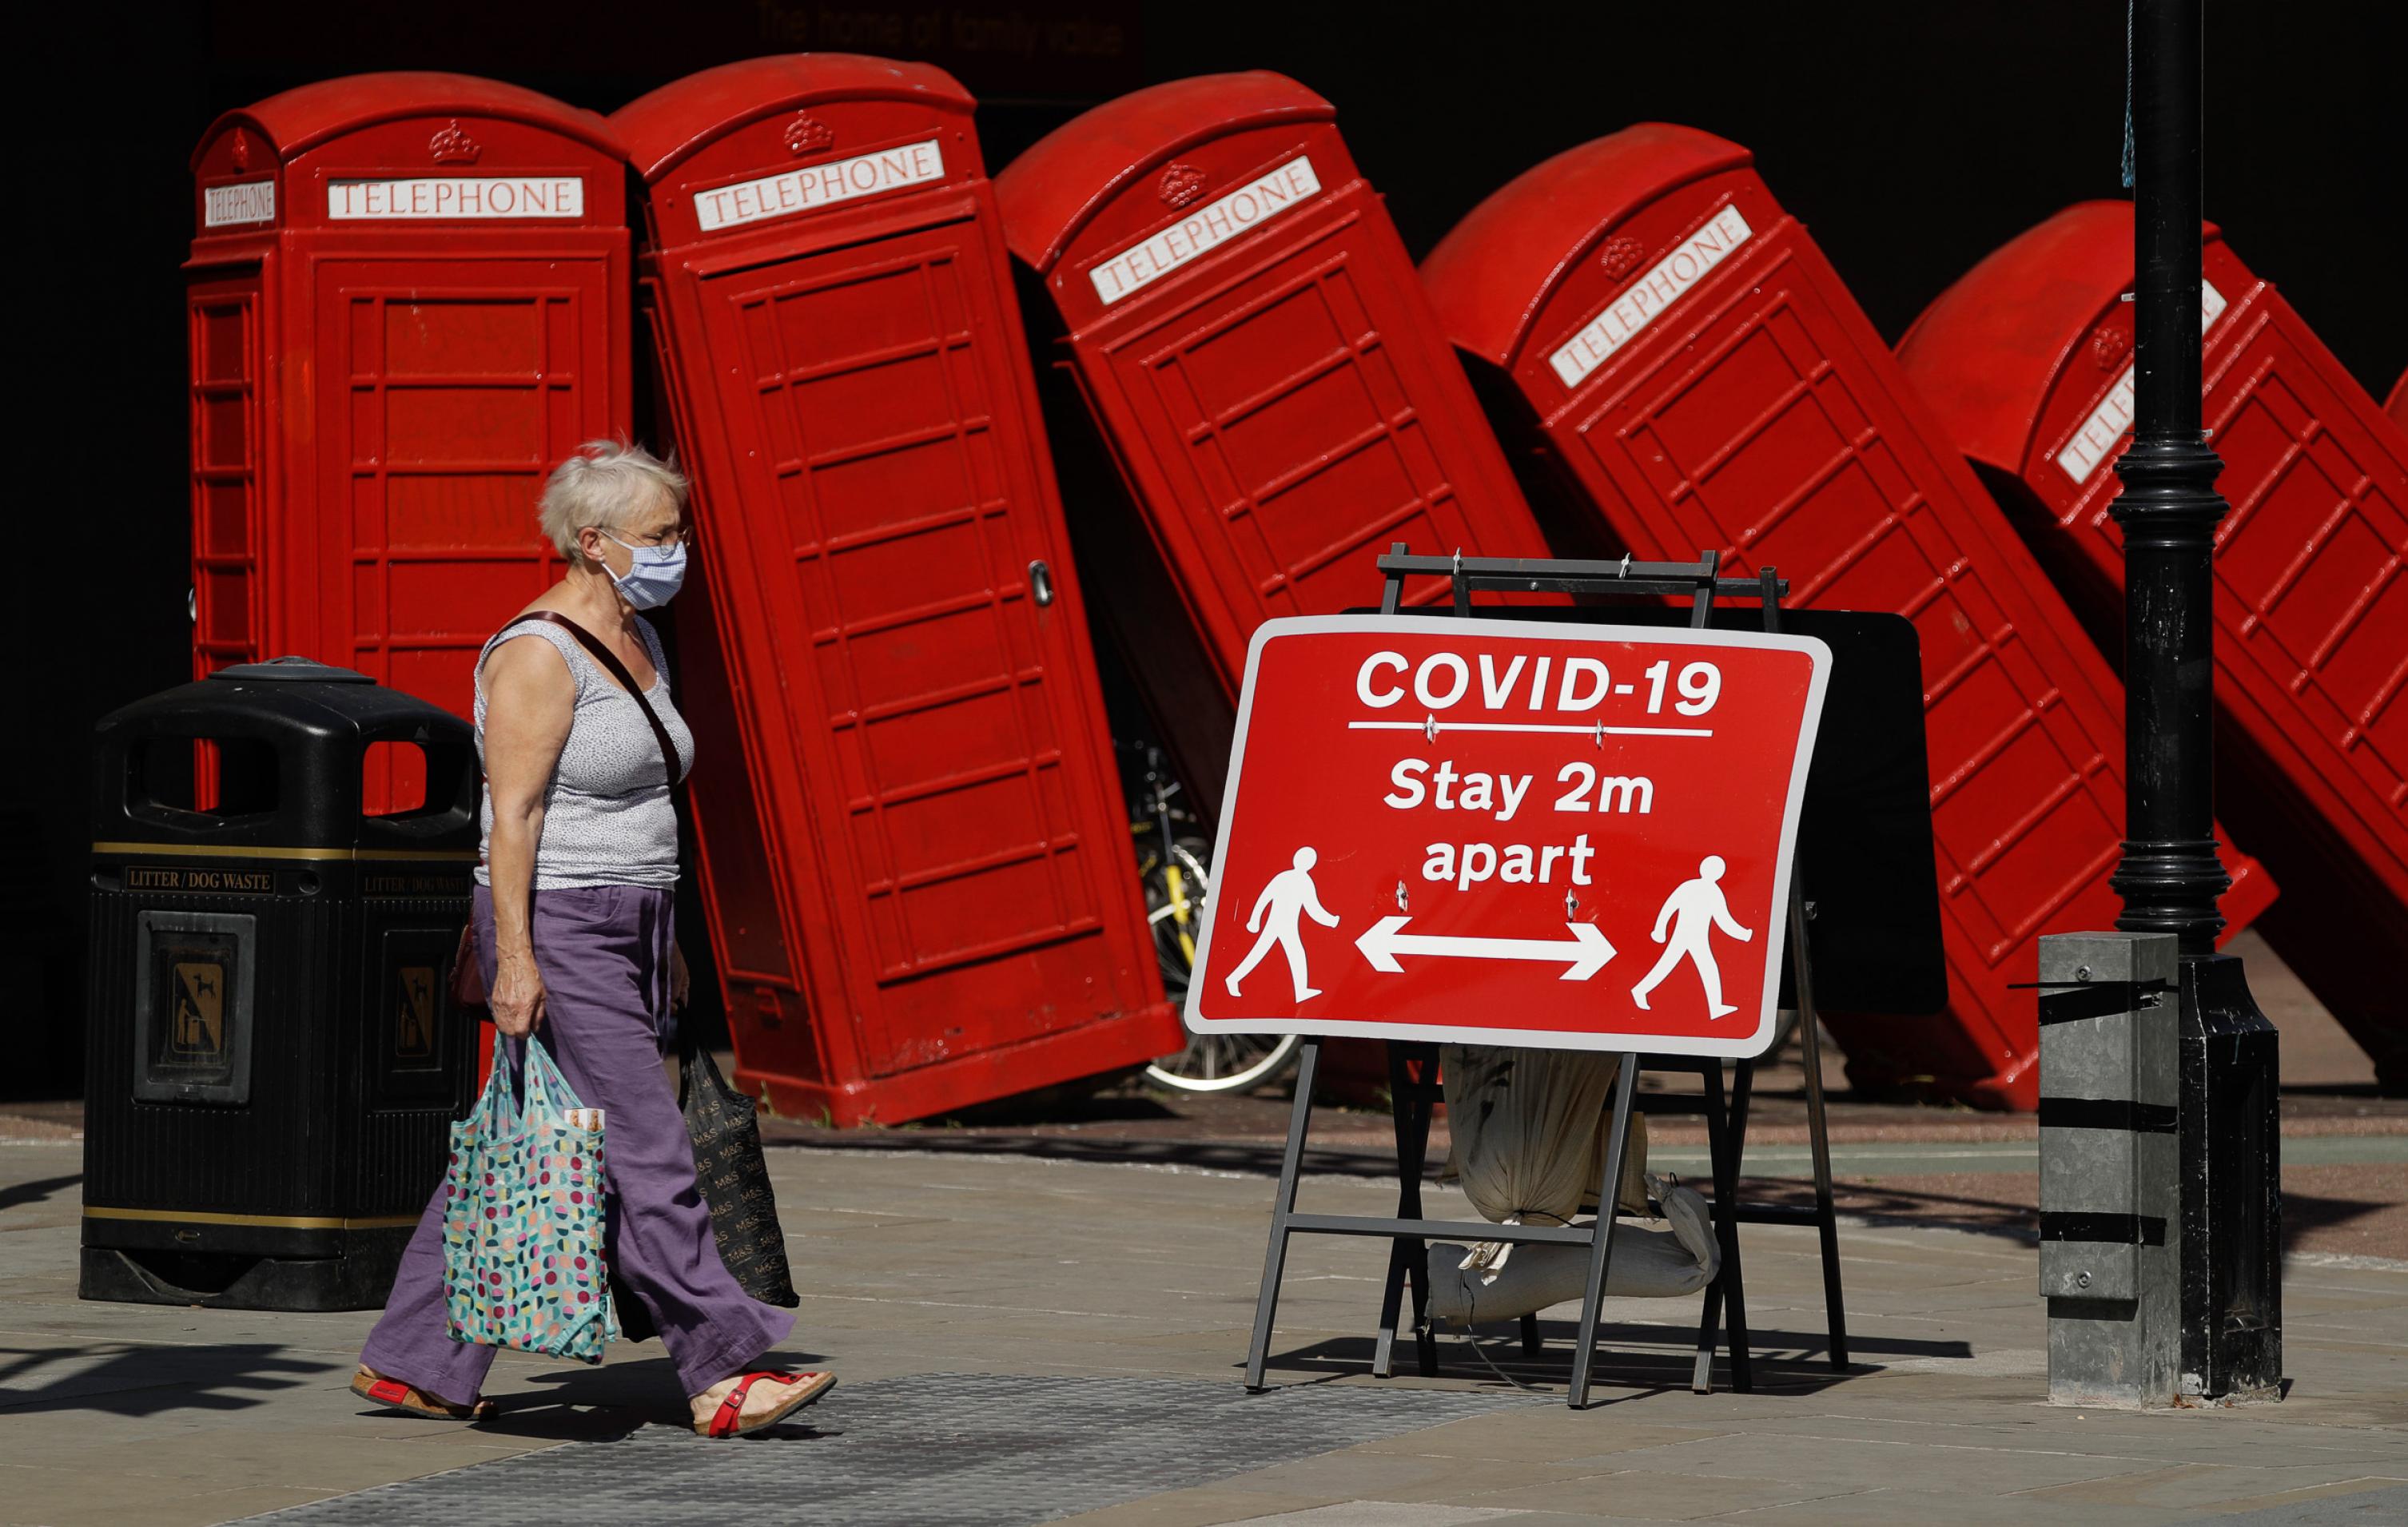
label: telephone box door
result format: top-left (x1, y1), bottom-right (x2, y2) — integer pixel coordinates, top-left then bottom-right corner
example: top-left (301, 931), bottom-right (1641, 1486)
top-left (693, 223), bottom-right (1154, 1083)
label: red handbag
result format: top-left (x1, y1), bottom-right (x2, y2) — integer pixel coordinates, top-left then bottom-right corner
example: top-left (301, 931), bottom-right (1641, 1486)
top-left (450, 610), bottom-right (687, 1020)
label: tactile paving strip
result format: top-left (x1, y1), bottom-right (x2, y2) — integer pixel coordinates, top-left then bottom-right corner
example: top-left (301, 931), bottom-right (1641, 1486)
top-left (251, 1372), bottom-right (1536, 1526)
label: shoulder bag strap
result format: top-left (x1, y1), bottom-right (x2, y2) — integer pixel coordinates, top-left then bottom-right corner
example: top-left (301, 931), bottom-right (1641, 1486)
top-left (468, 612), bottom-right (685, 1020)
top-left (506, 610), bottom-right (687, 792)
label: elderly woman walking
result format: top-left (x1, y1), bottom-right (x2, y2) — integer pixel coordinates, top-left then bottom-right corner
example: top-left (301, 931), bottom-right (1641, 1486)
top-left (352, 440), bottom-right (830, 1438)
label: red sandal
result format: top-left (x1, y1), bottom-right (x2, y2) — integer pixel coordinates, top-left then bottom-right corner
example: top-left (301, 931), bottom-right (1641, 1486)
top-left (697, 1370), bottom-right (837, 1438)
top-left (351, 1366), bottom-right (496, 1422)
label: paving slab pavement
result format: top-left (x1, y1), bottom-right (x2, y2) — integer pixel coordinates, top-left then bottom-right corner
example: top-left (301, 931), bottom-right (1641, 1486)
top-left (1, 1134), bottom-right (2401, 1526)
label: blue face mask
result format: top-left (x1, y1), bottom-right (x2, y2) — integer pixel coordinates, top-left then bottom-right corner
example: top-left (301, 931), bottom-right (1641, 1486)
top-left (602, 532), bottom-right (687, 610)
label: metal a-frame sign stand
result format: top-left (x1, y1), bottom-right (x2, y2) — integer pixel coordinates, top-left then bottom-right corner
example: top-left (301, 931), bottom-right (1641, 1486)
top-left (1240, 547), bottom-right (1851, 1409)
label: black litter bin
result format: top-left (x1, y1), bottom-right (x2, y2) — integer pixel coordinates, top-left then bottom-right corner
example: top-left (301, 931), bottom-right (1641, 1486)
top-left (82, 658), bottom-right (480, 1310)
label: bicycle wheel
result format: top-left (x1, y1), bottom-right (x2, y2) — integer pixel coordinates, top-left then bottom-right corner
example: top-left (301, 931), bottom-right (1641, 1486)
top-left (1133, 839), bottom-right (1302, 1094)
top-left (1144, 1030), bottom-right (1303, 1095)
top-left (1140, 837), bottom-right (1213, 989)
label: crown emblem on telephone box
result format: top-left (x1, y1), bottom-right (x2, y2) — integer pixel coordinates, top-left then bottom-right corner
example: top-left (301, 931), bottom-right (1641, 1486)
top-left (428, 120), bottom-right (482, 164)
top-left (1598, 236), bottom-right (1647, 282)
top-left (783, 112), bottom-right (836, 157)
top-left (1157, 162), bottom-right (1208, 209)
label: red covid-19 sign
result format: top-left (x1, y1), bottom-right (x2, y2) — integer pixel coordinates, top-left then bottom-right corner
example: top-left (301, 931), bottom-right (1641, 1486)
top-left (1186, 617), bottom-right (1831, 1056)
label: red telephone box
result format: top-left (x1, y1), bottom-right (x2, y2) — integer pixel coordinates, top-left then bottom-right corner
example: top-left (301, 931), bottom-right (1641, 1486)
top-left (2389, 369), bottom-right (2408, 435)
top-left (1420, 125), bottom-right (2275, 1111)
top-left (994, 74), bottom-right (1553, 789)
top-left (1899, 201), bottom-right (2408, 1088)
top-left (186, 73), bottom-right (631, 785)
top-left (613, 56), bottom-right (1180, 1125)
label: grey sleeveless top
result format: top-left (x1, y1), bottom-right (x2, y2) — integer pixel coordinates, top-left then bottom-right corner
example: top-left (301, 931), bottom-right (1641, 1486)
top-left (472, 616), bottom-right (695, 891)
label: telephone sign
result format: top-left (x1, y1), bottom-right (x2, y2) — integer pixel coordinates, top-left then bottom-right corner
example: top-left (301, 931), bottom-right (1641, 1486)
top-left (1187, 617), bottom-right (1829, 1057)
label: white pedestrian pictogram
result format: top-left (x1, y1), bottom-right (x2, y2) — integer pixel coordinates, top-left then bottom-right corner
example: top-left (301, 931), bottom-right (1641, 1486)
top-left (1631, 855), bottom-right (1753, 1018)
top-left (1225, 846), bottom-right (1341, 1003)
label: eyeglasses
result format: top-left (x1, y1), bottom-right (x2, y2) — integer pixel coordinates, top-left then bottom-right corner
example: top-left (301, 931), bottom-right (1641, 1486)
top-left (608, 524), bottom-right (696, 550)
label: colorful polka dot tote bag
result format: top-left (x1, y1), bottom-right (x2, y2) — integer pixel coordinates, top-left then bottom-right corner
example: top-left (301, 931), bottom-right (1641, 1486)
top-left (442, 1038), bottom-right (621, 1363)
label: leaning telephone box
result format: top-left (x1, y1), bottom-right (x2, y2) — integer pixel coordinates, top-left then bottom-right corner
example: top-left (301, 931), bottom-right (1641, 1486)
top-left (613, 56), bottom-right (1179, 1125)
top-left (1420, 125), bottom-right (2275, 1110)
top-left (185, 72), bottom-right (631, 806)
top-left (995, 73), bottom-right (1553, 803)
top-left (1899, 201), bottom-right (2408, 1088)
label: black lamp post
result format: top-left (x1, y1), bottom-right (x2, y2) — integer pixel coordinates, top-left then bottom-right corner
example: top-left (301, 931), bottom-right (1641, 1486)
top-left (2111, 0), bottom-right (2282, 1404)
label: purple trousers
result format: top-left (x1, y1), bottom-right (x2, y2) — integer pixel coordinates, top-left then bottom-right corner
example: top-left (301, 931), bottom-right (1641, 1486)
top-left (361, 884), bottom-right (795, 1402)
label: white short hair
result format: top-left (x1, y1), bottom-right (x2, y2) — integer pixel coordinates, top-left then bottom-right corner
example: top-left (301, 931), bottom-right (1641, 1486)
top-left (537, 439), bottom-right (688, 559)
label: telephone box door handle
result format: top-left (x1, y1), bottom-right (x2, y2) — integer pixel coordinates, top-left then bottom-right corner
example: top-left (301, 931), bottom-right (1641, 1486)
top-left (1029, 559), bottom-right (1055, 607)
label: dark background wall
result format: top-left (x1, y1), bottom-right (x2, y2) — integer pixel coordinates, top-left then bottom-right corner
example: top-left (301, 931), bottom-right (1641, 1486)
top-left (16, 1), bottom-right (2400, 1096)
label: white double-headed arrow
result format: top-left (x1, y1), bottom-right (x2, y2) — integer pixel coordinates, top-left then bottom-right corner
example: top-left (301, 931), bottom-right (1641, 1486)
top-left (1354, 917), bottom-right (1617, 981)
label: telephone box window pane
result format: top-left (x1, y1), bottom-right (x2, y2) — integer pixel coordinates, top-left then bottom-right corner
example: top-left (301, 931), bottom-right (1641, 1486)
top-left (1180, 281), bottom-right (1346, 407)
top-left (771, 265), bottom-right (933, 371)
top-left (197, 302), bottom-right (251, 384)
top-left (199, 394), bottom-right (250, 471)
top-left (386, 472), bottom-right (545, 548)
top-left (201, 482), bottom-right (250, 558)
top-left (385, 388), bottom-right (544, 464)
top-left (385, 299), bottom-right (543, 376)
top-left (199, 570), bottom-right (251, 645)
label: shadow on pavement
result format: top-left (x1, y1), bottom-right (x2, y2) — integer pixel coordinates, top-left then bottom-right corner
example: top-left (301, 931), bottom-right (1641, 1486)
top-left (943, 1092), bottom-right (1184, 1127)
top-left (771, 1129), bottom-right (1391, 1179)
top-left (768, 1118), bottom-right (2395, 1255)
top-left (2282, 1189), bottom-right (2391, 1247)
top-left (469, 1394), bottom-right (659, 1442)
top-left (0, 1173), bottom-right (79, 1214)
top-left (0, 1340), bottom-right (318, 1416)
top-left (1757, 1176), bottom-right (2390, 1255)
top-left (1265, 1314), bottom-right (1970, 1392)
top-left (1257, 1329), bottom-right (1884, 1399)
